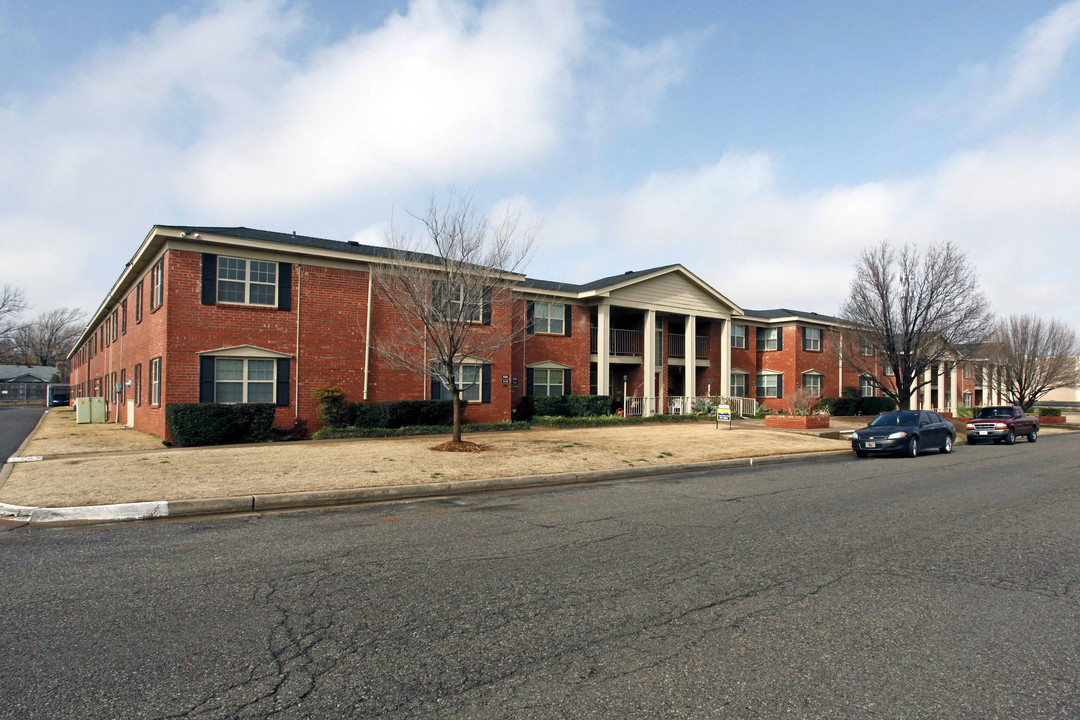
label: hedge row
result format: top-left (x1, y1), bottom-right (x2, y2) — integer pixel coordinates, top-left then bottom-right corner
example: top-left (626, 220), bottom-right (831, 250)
top-left (1035, 407), bottom-right (1063, 417)
top-left (311, 421), bottom-right (530, 440)
top-left (518, 394), bottom-right (611, 419)
top-left (165, 403), bottom-right (277, 446)
top-left (529, 414), bottom-right (704, 429)
top-left (820, 396), bottom-right (897, 416)
top-left (316, 388), bottom-right (457, 429)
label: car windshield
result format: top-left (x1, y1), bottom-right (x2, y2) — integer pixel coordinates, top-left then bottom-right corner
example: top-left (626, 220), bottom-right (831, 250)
top-left (869, 411), bottom-right (919, 427)
top-left (977, 407), bottom-right (1013, 419)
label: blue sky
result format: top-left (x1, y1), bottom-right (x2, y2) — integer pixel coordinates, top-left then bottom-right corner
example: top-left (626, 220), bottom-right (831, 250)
top-left (2, 0), bottom-right (1079, 329)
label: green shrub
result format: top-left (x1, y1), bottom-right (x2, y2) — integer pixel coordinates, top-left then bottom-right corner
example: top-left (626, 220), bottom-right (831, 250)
top-left (518, 394), bottom-right (611, 419)
top-left (529, 414), bottom-right (703, 429)
top-left (1036, 407), bottom-right (1063, 417)
top-left (313, 386), bottom-right (349, 427)
top-left (822, 396), bottom-right (896, 416)
top-left (165, 403), bottom-right (277, 446)
top-left (860, 397), bottom-right (897, 415)
top-left (348, 399), bottom-right (456, 428)
top-left (958, 404), bottom-right (976, 418)
top-left (691, 397), bottom-right (717, 414)
top-left (311, 420), bottom-right (529, 440)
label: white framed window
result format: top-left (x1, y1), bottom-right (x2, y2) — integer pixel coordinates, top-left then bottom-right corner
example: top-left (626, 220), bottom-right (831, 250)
top-left (150, 259), bottom-right (164, 309)
top-left (756, 373), bottom-right (781, 398)
top-left (884, 362), bottom-right (894, 377)
top-left (801, 372), bottom-right (823, 398)
top-left (150, 357), bottom-right (162, 406)
top-left (963, 390), bottom-right (973, 405)
top-left (730, 371), bottom-right (748, 397)
top-left (531, 368), bottom-right (565, 396)
top-left (532, 302), bottom-right (564, 334)
top-left (439, 283), bottom-right (483, 323)
top-left (963, 364), bottom-right (973, 379)
top-left (757, 327), bottom-right (780, 351)
top-left (731, 324), bottom-right (747, 349)
top-left (218, 257), bottom-right (277, 306)
top-left (215, 358), bottom-right (276, 403)
top-left (860, 338), bottom-right (875, 356)
top-left (451, 364), bottom-right (482, 401)
top-left (803, 327), bottom-right (822, 352)
top-left (860, 376), bottom-right (876, 397)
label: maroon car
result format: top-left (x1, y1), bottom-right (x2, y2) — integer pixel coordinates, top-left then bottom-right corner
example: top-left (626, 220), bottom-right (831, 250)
top-left (965, 405), bottom-right (1039, 445)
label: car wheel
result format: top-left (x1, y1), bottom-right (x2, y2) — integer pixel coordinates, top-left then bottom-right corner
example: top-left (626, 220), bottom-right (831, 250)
top-left (940, 435), bottom-right (953, 454)
top-left (905, 436), bottom-right (918, 458)
top-left (855, 449), bottom-right (868, 458)
top-left (1005, 430), bottom-right (1016, 445)
top-left (1028, 429), bottom-right (1038, 443)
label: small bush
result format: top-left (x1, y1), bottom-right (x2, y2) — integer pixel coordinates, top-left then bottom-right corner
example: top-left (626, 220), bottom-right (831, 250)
top-left (311, 420), bottom-right (529, 440)
top-left (166, 403), bottom-right (277, 446)
top-left (529, 414), bottom-right (703, 429)
top-left (313, 386), bottom-right (349, 427)
top-left (518, 394), bottom-right (611, 419)
top-left (691, 397), bottom-right (717, 414)
top-left (1036, 407), bottom-right (1063, 417)
top-left (860, 397), bottom-right (897, 415)
top-left (348, 399), bottom-right (456, 428)
top-left (821, 396), bottom-right (896, 416)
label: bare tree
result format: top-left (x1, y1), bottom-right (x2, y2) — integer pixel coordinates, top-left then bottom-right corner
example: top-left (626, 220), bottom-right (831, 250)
top-left (840, 240), bottom-right (992, 410)
top-left (370, 191), bottom-right (537, 447)
top-left (0, 284), bottom-right (27, 339)
top-left (13, 307), bottom-right (86, 366)
top-left (991, 314), bottom-right (1080, 409)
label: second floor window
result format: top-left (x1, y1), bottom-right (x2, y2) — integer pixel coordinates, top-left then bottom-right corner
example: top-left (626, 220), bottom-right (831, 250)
top-left (803, 327), bottom-right (821, 352)
top-left (436, 283), bottom-right (483, 323)
top-left (731, 324), bottom-right (747, 349)
top-left (150, 259), bottom-right (164, 309)
top-left (757, 327), bottom-right (781, 351)
top-left (532, 302), bottom-right (564, 334)
top-left (218, 257), bottom-right (277, 306)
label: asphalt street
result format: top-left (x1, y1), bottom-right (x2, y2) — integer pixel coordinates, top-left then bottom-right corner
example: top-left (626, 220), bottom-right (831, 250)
top-left (1, 433), bottom-right (1078, 719)
top-left (0, 405), bottom-right (45, 463)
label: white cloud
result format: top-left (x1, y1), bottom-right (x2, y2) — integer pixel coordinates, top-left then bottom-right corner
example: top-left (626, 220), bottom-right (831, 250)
top-left (527, 124), bottom-right (1080, 328)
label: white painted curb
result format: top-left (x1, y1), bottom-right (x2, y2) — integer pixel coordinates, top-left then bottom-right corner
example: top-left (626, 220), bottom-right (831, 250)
top-left (0, 500), bottom-right (168, 524)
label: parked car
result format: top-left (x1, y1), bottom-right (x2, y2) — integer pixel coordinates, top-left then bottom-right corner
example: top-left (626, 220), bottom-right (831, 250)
top-left (965, 405), bottom-right (1038, 445)
top-left (850, 410), bottom-right (956, 458)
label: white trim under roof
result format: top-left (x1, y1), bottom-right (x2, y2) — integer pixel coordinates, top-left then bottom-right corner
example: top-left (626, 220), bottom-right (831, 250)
top-left (526, 360), bottom-right (573, 370)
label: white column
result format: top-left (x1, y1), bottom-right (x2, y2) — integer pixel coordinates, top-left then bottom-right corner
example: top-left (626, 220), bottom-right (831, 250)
top-left (937, 362), bottom-right (947, 411)
top-left (685, 315), bottom-right (697, 405)
top-left (981, 365), bottom-right (989, 406)
top-left (994, 366), bottom-right (1002, 404)
top-left (720, 319), bottom-right (731, 400)
top-left (921, 367), bottom-right (932, 409)
top-left (643, 309), bottom-right (656, 415)
top-left (950, 362), bottom-right (959, 414)
top-left (597, 304), bottom-right (610, 399)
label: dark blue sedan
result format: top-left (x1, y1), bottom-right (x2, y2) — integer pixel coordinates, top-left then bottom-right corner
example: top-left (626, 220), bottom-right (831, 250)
top-left (850, 410), bottom-right (956, 458)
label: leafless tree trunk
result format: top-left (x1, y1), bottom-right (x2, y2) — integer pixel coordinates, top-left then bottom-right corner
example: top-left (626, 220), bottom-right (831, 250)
top-left (840, 240), bottom-right (992, 410)
top-left (991, 314), bottom-right (1080, 409)
top-left (13, 307), bottom-right (86, 366)
top-left (370, 191), bottom-right (537, 446)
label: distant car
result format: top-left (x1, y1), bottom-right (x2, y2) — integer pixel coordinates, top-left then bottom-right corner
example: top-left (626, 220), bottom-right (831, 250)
top-left (50, 395), bottom-right (69, 406)
top-left (850, 410), bottom-right (956, 458)
top-left (965, 405), bottom-right (1038, 445)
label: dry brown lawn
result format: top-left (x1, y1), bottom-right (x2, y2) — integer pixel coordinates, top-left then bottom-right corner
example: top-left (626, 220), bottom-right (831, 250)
top-left (20, 407), bottom-right (163, 456)
top-left (2, 421), bottom-right (848, 507)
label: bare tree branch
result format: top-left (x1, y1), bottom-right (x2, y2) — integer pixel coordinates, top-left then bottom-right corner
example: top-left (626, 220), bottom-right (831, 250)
top-left (991, 314), bottom-right (1080, 409)
top-left (369, 190), bottom-right (538, 444)
top-left (839, 240), bottom-right (993, 409)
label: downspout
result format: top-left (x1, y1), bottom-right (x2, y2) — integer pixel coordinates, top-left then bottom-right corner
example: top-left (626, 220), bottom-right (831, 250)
top-left (294, 264), bottom-right (302, 417)
top-left (363, 268), bottom-right (372, 400)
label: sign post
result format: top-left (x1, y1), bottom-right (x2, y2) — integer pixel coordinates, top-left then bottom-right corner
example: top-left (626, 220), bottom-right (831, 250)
top-left (716, 404), bottom-right (731, 430)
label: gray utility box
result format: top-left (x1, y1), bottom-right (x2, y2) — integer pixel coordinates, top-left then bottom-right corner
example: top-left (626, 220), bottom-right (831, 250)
top-left (75, 396), bottom-right (107, 424)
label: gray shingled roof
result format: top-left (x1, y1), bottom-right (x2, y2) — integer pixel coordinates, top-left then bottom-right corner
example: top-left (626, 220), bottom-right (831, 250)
top-left (0, 365), bottom-right (57, 383)
top-left (521, 264), bottom-right (680, 293)
top-left (740, 308), bottom-right (844, 324)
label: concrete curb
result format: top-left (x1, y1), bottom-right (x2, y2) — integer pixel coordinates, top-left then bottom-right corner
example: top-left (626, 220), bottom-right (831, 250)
top-left (0, 449), bottom-right (853, 527)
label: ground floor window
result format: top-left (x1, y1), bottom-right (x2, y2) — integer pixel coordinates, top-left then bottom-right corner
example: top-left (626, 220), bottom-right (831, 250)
top-left (730, 372), bottom-right (748, 397)
top-left (860, 376), bottom-right (876, 397)
top-left (756, 373), bottom-right (781, 398)
top-left (150, 358), bottom-right (162, 406)
top-left (801, 372), bottom-right (823, 398)
top-left (215, 358), bottom-right (275, 403)
top-left (530, 368), bottom-right (565, 396)
top-left (963, 390), bottom-right (973, 406)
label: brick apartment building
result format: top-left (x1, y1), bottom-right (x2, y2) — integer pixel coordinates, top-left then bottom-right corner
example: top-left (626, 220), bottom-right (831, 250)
top-left (68, 226), bottom-right (1013, 439)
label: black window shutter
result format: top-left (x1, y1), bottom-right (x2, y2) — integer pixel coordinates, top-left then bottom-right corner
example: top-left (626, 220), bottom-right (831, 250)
top-left (482, 288), bottom-right (492, 325)
top-left (756, 330), bottom-right (765, 351)
top-left (563, 368), bottom-right (572, 396)
top-left (526, 368), bottom-right (534, 396)
top-left (431, 376), bottom-right (443, 400)
top-left (776, 328), bottom-right (784, 352)
top-left (201, 254), bottom-right (217, 305)
top-left (776, 374), bottom-right (784, 399)
top-left (482, 364), bottom-right (491, 403)
top-left (801, 326), bottom-right (806, 350)
top-left (276, 358), bottom-right (290, 407)
top-left (526, 301), bottom-right (535, 334)
top-left (278, 263), bottom-right (292, 311)
top-left (564, 304), bottom-right (572, 337)
top-left (199, 356), bottom-right (215, 403)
